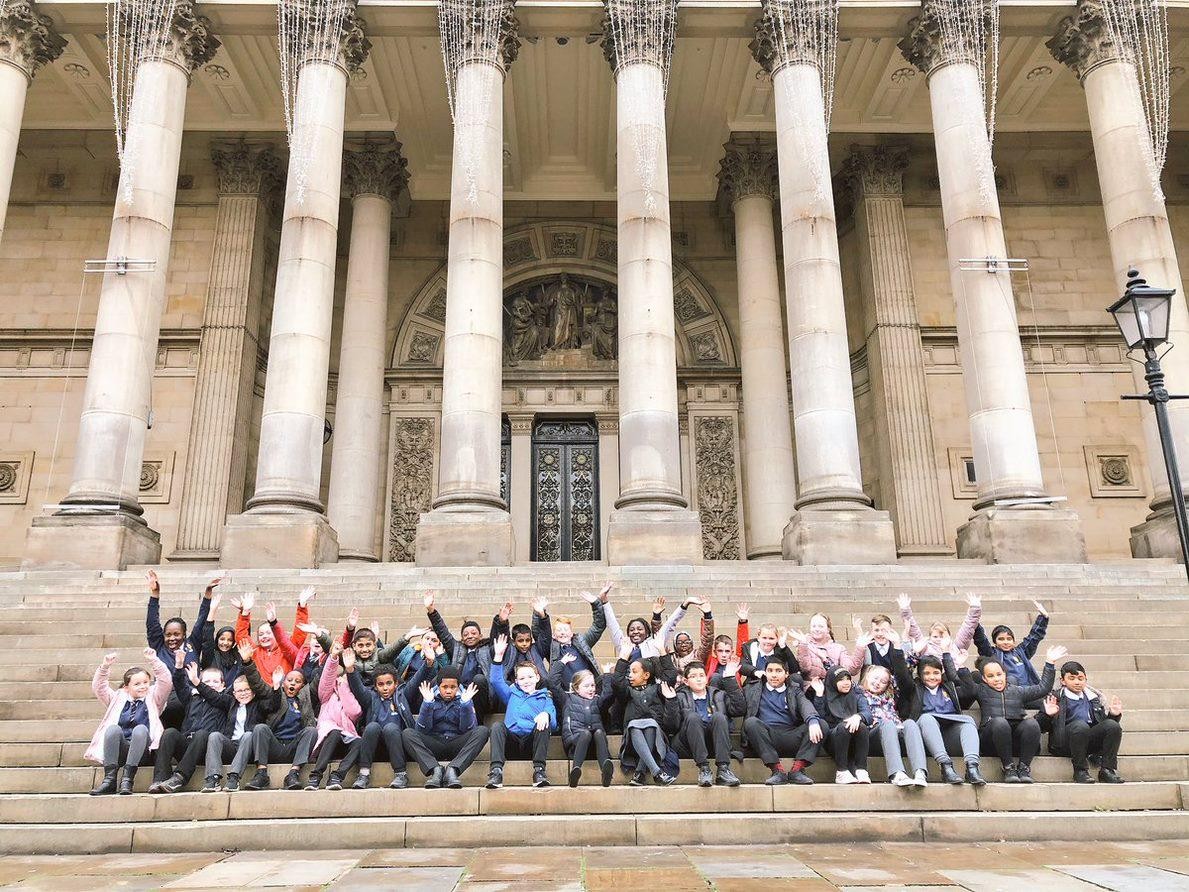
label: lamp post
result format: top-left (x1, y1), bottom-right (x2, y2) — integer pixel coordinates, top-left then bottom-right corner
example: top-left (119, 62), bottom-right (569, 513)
top-left (1108, 269), bottom-right (1189, 580)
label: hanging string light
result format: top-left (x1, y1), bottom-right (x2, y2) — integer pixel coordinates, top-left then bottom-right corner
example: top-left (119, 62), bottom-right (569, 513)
top-left (278, 0), bottom-right (352, 205)
top-left (603, 0), bottom-right (677, 216)
top-left (1100, 0), bottom-right (1170, 192)
top-left (929, 0), bottom-right (1000, 146)
top-left (106, 0), bottom-right (180, 205)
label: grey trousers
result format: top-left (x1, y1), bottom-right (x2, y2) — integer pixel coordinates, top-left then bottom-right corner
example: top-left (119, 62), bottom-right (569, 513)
top-left (102, 724), bottom-right (150, 770)
top-left (917, 713), bottom-right (980, 766)
top-left (205, 731), bottom-right (255, 779)
top-left (870, 720), bottom-right (927, 777)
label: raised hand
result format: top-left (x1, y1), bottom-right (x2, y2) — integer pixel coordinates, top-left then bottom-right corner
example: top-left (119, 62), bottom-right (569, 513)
top-left (534, 712), bottom-right (550, 731)
top-left (652, 596), bottom-right (666, 615)
top-left (271, 667), bottom-right (284, 689)
top-left (722, 660), bottom-right (741, 679)
top-left (659, 681), bottom-right (677, 699)
top-left (229, 597), bottom-right (242, 612)
top-left (264, 602), bottom-right (277, 624)
top-left (954, 648), bottom-right (971, 666)
top-left (1043, 694), bottom-right (1060, 716)
top-left (341, 648), bottom-right (356, 672)
top-left (461, 683), bottom-right (479, 704)
top-left (370, 621), bottom-right (381, 640)
top-left (938, 635), bottom-right (953, 654)
top-left (698, 600), bottom-right (713, 615)
top-left (297, 586), bottom-right (316, 608)
top-left (1045, 645), bottom-right (1068, 664)
top-left (852, 616), bottom-right (863, 635)
top-left (146, 569), bottom-right (160, 595)
top-left (788, 629), bottom-right (807, 647)
top-left (498, 600), bottom-right (513, 622)
top-left (896, 593), bottom-right (911, 611)
top-left (912, 637), bottom-right (929, 655)
top-left (532, 596), bottom-right (549, 617)
top-left (809, 678), bottom-right (825, 697)
top-left (422, 641), bottom-right (437, 662)
top-left (844, 714), bottom-right (861, 733)
top-left (330, 640), bottom-right (344, 659)
top-left (405, 625), bottom-right (428, 639)
top-left (579, 590), bottom-right (597, 604)
top-left (1108, 695), bottom-right (1123, 716)
top-left (599, 582), bottom-right (613, 603)
top-left (208, 593), bottom-right (222, 616)
top-left (205, 577), bottom-right (222, 596)
top-left (142, 646), bottom-right (157, 662)
top-left (560, 653), bottom-right (577, 665)
top-left (239, 590), bottom-right (256, 614)
top-left (855, 632), bottom-right (874, 649)
top-left (493, 634), bottom-right (509, 661)
top-left (174, 649), bottom-right (187, 670)
top-left (185, 662), bottom-right (201, 687)
top-left (237, 640), bottom-right (255, 661)
top-left (346, 607), bottom-right (360, 630)
top-left (102, 652), bottom-right (119, 667)
top-left (736, 602), bottom-right (750, 622)
top-left (1032, 599), bottom-right (1049, 617)
top-left (601, 662), bottom-right (615, 674)
top-left (419, 681), bottom-right (435, 703)
top-left (297, 623), bottom-right (324, 636)
top-left (423, 591), bottom-right (436, 613)
top-left (777, 626), bottom-right (788, 649)
top-left (618, 641), bottom-right (633, 661)
top-left (887, 628), bottom-right (901, 646)
top-left (966, 593), bottom-right (981, 608)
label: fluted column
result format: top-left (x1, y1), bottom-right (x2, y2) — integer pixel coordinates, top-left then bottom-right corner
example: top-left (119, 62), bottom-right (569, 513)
top-left (170, 143), bottom-right (279, 561)
top-left (0, 0), bottom-right (64, 243)
top-left (23, 1), bottom-right (218, 571)
top-left (901, 0), bottom-right (1085, 563)
top-left (601, 0), bottom-right (703, 565)
top-left (221, 1), bottom-right (370, 569)
top-left (752, 1), bottom-right (896, 564)
top-left (843, 144), bottom-right (951, 557)
top-left (413, 0), bottom-right (518, 566)
top-left (718, 138), bottom-right (796, 559)
top-left (327, 140), bottom-right (408, 562)
top-left (1049, 0), bottom-right (1189, 561)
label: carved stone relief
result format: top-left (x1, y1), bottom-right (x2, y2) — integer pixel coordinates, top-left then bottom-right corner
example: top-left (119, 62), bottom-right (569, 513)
top-left (1084, 445), bottom-right (1145, 499)
top-left (503, 274), bottom-right (618, 365)
top-left (0, 452), bottom-right (33, 504)
top-left (693, 416), bottom-right (741, 560)
top-left (388, 417), bottom-right (436, 562)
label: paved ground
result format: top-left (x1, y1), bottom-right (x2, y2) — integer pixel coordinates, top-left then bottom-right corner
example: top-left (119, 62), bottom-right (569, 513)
top-left (3, 842), bottom-right (1189, 890)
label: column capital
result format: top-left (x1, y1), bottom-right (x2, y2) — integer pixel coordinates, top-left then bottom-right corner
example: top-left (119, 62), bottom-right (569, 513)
top-left (841, 143), bottom-right (910, 199)
top-left (749, 0), bottom-right (834, 76)
top-left (0, 0), bottom-right (65, 80)
top-left (113, 0), bottom-right (220, 75)
top-left (343, 139), bottom-right (410, 202)
top-left (1047, 0), bottom-right (1129, 82)
top-left (717, 138), bottom-right (778, 204)
top-left (599, 0), bottom-right (677, 75)
top-left (284, 0), bottom-right (371, 74)
top-left (899, 0), bottom-right (995, 76)
top-left (438, 0), bottom-right (519, 73)
top-left (210, 141), bottom-right (283, 196)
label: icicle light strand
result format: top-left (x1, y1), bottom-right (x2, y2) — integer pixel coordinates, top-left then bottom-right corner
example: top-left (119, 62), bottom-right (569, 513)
top-left (930, 0), bottom-right (1000, 146)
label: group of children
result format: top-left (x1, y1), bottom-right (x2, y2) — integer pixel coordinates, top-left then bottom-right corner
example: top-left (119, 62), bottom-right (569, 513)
top-left (86, 575), bottom-right (1126, 794)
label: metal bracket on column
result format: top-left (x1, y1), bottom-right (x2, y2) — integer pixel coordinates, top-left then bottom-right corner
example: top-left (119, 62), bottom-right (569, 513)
top-left (83, 258), bottom-right (156, 277)
top-left (958, 257), bottom-right (1030, 274)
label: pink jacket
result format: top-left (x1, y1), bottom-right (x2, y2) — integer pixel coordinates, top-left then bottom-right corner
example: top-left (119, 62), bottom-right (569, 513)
top-left (314, 654), bottom-right (362, 752)
top-left (902, 603), bottom-right (982, 660)
top-left (795, 639), bottom-right (865, 682)
top-left (84, 655), bottom-right (173, 764)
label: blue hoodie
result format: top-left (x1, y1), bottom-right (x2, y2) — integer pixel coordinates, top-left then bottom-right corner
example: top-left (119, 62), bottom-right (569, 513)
top-left (490, 659), bottom-right (557, 735)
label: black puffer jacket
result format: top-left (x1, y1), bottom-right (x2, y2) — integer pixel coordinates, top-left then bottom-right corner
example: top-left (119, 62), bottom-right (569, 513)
top-left (957, 662), bottom-right (1055, 723)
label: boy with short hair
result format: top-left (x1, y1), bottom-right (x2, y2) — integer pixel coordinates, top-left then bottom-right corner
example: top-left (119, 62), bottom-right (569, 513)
top-left (973, 600), bottom-right (1051, 693)
top-left (864, 614), bottom-right (901, 671)
top-left (148, 650), bottom-right (231, 793)
top-left (244, 664), bottom-right (317, 791)
top-left (1041, 660), bottom-right (1125, 784)
top-left (402, 667), bottom-right (490, 788)
top-left (487, 634), bottom-right (557, 789)
top-left (741, 657), bottom-right (824, 785)
top-left (341, 606), bottom-right (413, 687)
top-left (424, 592), bottom-right (499, 716)
top-left (672, 661), bottom-right (744, 787)
top-left (199, 641), bottom-right (273, 791)
top-left (499, 599), bottom-right (552, 683)
top-left (345, 656), bottom-right (429, 790)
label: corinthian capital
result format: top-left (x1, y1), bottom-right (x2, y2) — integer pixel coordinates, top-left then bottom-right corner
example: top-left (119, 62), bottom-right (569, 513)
top-left (438, 0), bottom-right (519, 73)
top-left (282, 0), bottom-right (371, 74)
top-left (841, 144), bottom-right (910, 199)
top-left (210, 141), bottom-right (282, 195)
top-left (1047, 0), bottom-right (1130, 81)
top-left (750, 0), bottom-right (836, 76)
top-left (344, 140), bottom-right (410, 202)
top-left (0, 0), bottom-right (65, 79)
top-left (600, 0), bottom-right (677, 74)
top-left (111, 0), bottom-right (220, 74)
top-left (899, 0), bottom-right (996, 76)
top-left (718, 138), bottom-right (779, 204)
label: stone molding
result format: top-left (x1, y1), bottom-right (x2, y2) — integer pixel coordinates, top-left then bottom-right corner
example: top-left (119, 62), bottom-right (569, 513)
top-left (842, 143), bottom-right (910, 198)
top-left (0, 451), bottom-right (34, 504)
top-left (899, 0), bottom-right (996, 76)
top-left (210, 141), bottom-right (282, 196)
top-left (439, 0), bottom-right (519, 72)
top-left (0, 328), bottom-right (198, 376)
top-left (1047, 0), bottom-right (1128, 82)
top-left (599, 0), bottom-right (677, 73)
top-left (750, 0), bottom-right (834, 76)
top-left (915, 325), bottom-right (1133, 374)
top-left (343, 139), bottom-right (410, 202)
top-left (113, 0), bottom-right (220, 75)
top-left (0, 0), bottom-right (64, 79)
top-left (718, 140), bottom-right (779, 204)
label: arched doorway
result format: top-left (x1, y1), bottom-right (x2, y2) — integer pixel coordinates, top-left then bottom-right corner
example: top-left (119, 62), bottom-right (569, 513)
top-left (531, 417), bottom-right (600, 561)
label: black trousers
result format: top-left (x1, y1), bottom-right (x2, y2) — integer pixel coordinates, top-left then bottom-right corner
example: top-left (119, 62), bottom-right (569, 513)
top-left (312, 730), bottom-right (362, 776)
top-left (152, 728), bottom-right (212, 784)
top-left (251, 724), bottom-right (317, 768)
top-left (360, 722), bottom-right (407, 771)
top-left (1050, 718), bottom-right (1123, 771)
top-left (566, 729), bottom-right (610, 768)
top-left (672, 713), bottom-right (732, 767)
top-left (825, 722), bottom-right (871, 772)
top-left (742, 717), bottom-right (820, 767)
top-left (401, 726), bottom-right (490, 776)
top-left (489, 723), bottom-right (550, 768)
top-left (979, 716), bottom-right (1041, 766)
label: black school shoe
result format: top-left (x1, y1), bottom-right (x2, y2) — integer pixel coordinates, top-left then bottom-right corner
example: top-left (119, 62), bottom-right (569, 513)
top-left (1074, 768), bottom-right (1094, 784)
top-left (716, 766), bottom-right (741, 787)
top-left (786, 770), bottom-right (814, 786)
top-left (160, 772), bottom-right (187, 793)
top-left (425, 767), bottom-right (445, 789)
top-left (1098, 768), bottom-right (1125, 783)
top-left (629, 771), bottom-right (648, 786)
top-left (283, 768), bottom-right (303, 791)
top-left (600, 761), bottom-right (615, 788)
top-left (245, 768), bottom-right (271, 791)
top-left (763, 770), bottom-right (787, 786)
top-left (303, 771), bottom-right (323, 791)
top-left (940, 763), bottom-right (963, 785)
top-left (224, 773), bottom-right (240, 792)
top-left (201, 776), bottom-right (221, 793)
top-left (1002, 764), bottom-right (1021, 783)
top-left (568, 765), bottom-right (582, 788)
top-left (965, 764), bottom-right (987, 787)
top-left (326, 773), bottom-right (344, 791)
top-left (444, 767), bottom-right (463, 789)
top-left (1016, 764), bottom-right (1034, 784)
top-left (391, 771), bottom-right (409, 789)
top-left (485, 766), bottom-right (504, 789)
top-left (654, 771), bottom-right (677, 786)
top-left (91, 767), bottom-right (118, 796)
top-left (533, 766), bottom-right (550, 787)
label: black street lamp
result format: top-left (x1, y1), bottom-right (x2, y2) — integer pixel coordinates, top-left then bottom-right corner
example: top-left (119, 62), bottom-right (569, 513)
top-left (1108, 269), bottom-right (1189, 580)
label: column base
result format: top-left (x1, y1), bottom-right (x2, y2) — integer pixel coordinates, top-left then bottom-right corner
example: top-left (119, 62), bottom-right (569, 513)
top-left (166, 549), bottom-right (221, 563)
top-left (414, 508), bottom-right (515, 567)
top-left (782, 508), bottom-right (898, 565)
top-left (23, 513), bottom-right (162, 571)
top-left (1129, 507), bottom-right (1186, 562)
top-left (220, 511), bottom-right (340, 569)
top-left (336, 549), bottom-right (380, 563)
top-left (606, 508), bottom-right (704, 566)
top-left (956, 506), bottom-right (1086, 564)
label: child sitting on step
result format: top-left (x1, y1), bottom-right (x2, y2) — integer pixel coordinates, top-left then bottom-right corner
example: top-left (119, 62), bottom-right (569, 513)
top-left (791, 614), bottom-right (866, 685)
top-left (244, 664), bottom-right (317, 791)
top-left (670, 660), bottom-right (744, 787)
top-left (148, 650), bottom-right (234, 793)
top-left (535, 586), bottom-right (610, 690)
top-left (488, 634), bottom-right (557, 789)
top-left (196, 641), bottom-right (273, 792)
top-left (1040, 660), bottom-right (1125, 784)
top-left (547, 658), bottom-right (616, 788)
top-left (341, 606), bottom-right (415, 688)
top-left (859, 644), bottom-right (929, 787)
top-left (899, 593), bottom-right (982, 662)
top-left (201, 620), bottom-right (243, 688)
top-left (741, 656), bottom-right (823, 785)
top-left (233, 591), bottom-right (303, 680)
top-left (901, 648), bottom-right (986, 786)
top-left (740, 623), bottom-right (798, 686)
top-left (862, 614), bottom-right (906, 672)
top-left (612, 642), bottom-right (680, 786)
top-left (146, 570), bottom-right (216, 727)
top-left (705, 602), bottom-right (750, 685)
top-left (603, 594), bottom-right (688, 661)
top-left (402, 668), bottom-right (490, 789)
top-left (498, 599), bottom-right (552, 683)
top-left (305, 642), bottom-right (363, 790)
top-left (972, 600), bottom-right (1051, 702)
top-left (810, 666), bottom-right (874, 784)
top-left (424, 591), bottom-right (500, 717)
top-left (87, 648), bottom-right (173, 796)
top-left (345, 657), bottom-right (430, 790)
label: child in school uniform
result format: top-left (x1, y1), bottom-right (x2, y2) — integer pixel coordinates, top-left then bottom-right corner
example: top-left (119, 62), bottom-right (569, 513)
top-left (145, 571), bottom-right (215, 728)
top-left (741, 657), bottom-right (823, 785)
top-left (305, 643), bottom-right (363, 790)
top-left (973, 600), bottom-right (1051, 700)
top-left (196, 641), bottom-right (273, 792)
top-left (201, 623), bottom-right (243, 688)
top-left (863, 614), bottom-right (906, 672)
top-left (547, 658), bottom-right (616, 788)
top-left (901, 650), bottom-right (986, 786)
top-left (706, 603), bottom-right (750, 684)
top-left (740, 623), bottom-right (798, 685)
top-left (488, 634), bottom-right (558, 789)
top-left (424, 591), bottom-right (499, 717)
top-left (500, 601), bottom-right (552, 683)
top-left (535, 587), bottom-right (610, 690)
top-left (149, 650), bottom-right (234, 793)
top-left (603, 594), bottom-right (689, 661)
top-left (811, 666), bottom-right (874, 784)
top-left (859, 646), bottom-right (928, 787)
top-left (1041, 660), bottom-right (1125, 783)
top-left (899, 593), bottom-right (982, 662)
top-left (244, 663), bottom-right (318, 791)
top-left (792, 614), bottom-right (867, 684)
top-left (341, 606), bottom-right (412, 688)
top-left (612, 642), bottom-right (680, 786)
top-left (671, 661), bottom-right (744, 787)
top-left (87, 648), bottom-right (173, 796)
top-left (344, 656), bottom-right (429, 790)
top-left (402, 667), bottom-right (490, 789)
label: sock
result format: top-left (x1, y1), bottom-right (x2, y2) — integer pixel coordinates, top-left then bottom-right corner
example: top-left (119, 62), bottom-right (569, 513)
top-left (791, 760), bottom-right (809, 773)
top-left (359, 768), bottom-right (370, 776)
top-left (770, 761), bottom-right (784, 773)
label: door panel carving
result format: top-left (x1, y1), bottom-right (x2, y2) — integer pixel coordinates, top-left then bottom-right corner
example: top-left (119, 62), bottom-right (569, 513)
top-left (531, 418), bottom-right (600, 561)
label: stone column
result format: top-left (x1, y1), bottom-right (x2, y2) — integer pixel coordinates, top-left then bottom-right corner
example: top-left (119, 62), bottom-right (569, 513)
top-left (600, 0), bottom-right (703, 565)
top-left (901, 1), bottom-right (1085, 563)
top-left (752, 2), bottom-right (896, 564)
top-left (717, 137), bottom-right (796, 559)
top-left (221, 1), bottom-right (370, 569)
top-left (413, 0), bottom-right (519, 566)
top-left (1049, 0), bottom-right (1189, 561)
top-left (23, 1), bottom-right (218, 570)
top-left (326, 140), bottom-right (408, 562)
top-left (170, 142), bottom-right (280, 561)
top-left (842, 144), bottom-right (952, 557)
top-left (0, 0), bottom-right (64, 244)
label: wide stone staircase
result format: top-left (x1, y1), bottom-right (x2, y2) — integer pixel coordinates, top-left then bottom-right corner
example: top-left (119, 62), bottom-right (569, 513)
top-left (0, 561), bottom-right (1188, 853)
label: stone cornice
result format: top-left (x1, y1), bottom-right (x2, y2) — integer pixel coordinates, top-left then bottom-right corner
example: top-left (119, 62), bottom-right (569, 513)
top-left (1047, 0), bottom-right (1129, 82)
top-left (718, 139), bottom-right (779, 204)
top-left (0, 0), bottom-right (65, 79)
top-left (600, 0), bottom-right (677, 74)
top-left (210, 141), bottom-right (283, 196)
top-left (343, 139), bottom-right (410, 202)
top-left (899, 0), bottom-right (996, 77)
top-left (841, 143), bottom-right (910, 199)
top-left (749, 0), bottom-right (835, 76)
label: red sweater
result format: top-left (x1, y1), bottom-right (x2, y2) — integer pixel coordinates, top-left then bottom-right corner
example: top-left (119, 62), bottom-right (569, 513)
top-left (235, 605), bottom-right (308, 678)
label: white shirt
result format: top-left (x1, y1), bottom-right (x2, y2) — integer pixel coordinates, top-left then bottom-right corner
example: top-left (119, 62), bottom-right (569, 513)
top-left (232, 704), bottom-right (247, 741)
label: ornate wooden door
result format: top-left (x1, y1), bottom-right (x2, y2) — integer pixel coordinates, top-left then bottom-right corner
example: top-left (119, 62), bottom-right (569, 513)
top-left (531, 418), bottom-right (600, 561)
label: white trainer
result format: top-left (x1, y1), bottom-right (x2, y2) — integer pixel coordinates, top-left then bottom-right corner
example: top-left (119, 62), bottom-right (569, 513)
top-left (913, 769), bottom-right (929, 787)
top-left (854, 769), bottom-right (871, 784)
top-left (890, 771), bottom-right (913, 787)
top-left (835, 770), bottom-right (858, 785)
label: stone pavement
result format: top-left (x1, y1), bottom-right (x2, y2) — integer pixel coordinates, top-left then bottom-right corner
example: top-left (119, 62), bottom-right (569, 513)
top-left (3, 842), bottom-right (1189, 890)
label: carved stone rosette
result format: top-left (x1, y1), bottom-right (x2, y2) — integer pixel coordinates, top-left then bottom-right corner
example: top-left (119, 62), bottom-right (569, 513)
top-left (750, 0), bottom-right (835, 75)
top-left (899, 0), bottom-right (996, 76)
top-left (388, 417), bottom-right (436, 562)
top-left (718, 140), bottom-right (779, 204)
top-left (0, 0), bottom-right (65, 79)
top-left (1047, 0), bottom-right (1130, 81)
top-left (111, 0), bottom-right (220, 75)
top-left (694, 416), bottom-right (742, 560)
top-left (438, 0), bottom-right (519, 73)
top-left (210, 141), bottom-right (282, 196)
top-left (841, 143), bottom-right (910, 199)
top-left (599, 0), bottom-right (677, 73)
top-left (343, 140), bottom-right (410, 202)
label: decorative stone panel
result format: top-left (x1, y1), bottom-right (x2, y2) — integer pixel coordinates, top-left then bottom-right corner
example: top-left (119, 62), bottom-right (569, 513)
top-left (1084, 445), bottom-right (1145, 499)
top-left (139, 452), bottom-right (175, 504)
top-left (689, 412), bottom-right (743, 561)
top-left (0, 452), bottom-right (34, 504)
top-left (386, 416), bottom-right (437, 562)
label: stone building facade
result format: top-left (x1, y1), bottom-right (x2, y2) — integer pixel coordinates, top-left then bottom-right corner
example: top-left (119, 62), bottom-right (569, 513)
top-left (0, 0), bottom-right (1186, 568)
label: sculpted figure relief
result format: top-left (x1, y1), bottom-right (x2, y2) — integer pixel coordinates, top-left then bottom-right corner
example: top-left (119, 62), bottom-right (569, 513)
top-left (502, 274), bottom-right (617, 365)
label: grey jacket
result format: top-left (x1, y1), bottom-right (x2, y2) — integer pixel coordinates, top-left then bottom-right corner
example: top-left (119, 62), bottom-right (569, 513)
top-left (958, 662), bottom-right (1056, 723)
